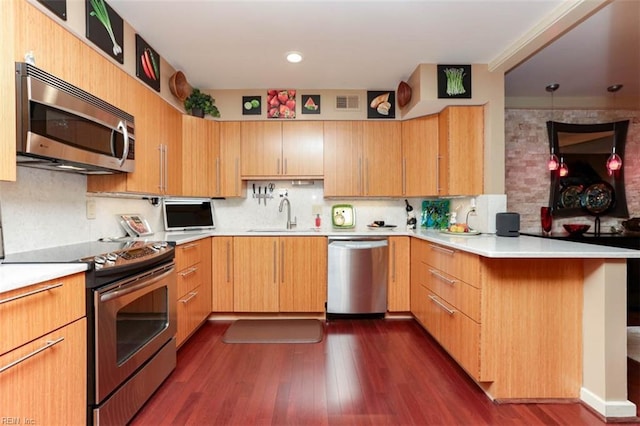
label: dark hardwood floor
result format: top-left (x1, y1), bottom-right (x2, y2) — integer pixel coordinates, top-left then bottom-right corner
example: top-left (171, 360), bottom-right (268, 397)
top-left (131, 319), bottom-right (637, 426)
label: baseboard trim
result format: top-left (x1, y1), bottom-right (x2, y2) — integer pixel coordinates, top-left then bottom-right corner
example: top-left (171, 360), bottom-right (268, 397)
top-left (580, 387), bottom-right (637, 419)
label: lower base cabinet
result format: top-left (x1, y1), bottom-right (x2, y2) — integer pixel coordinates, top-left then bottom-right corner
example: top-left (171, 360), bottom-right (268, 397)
top-left (0, 318), bottom-right (87, 426)
top-left (212, 236), bottom-right (234, 312)
top-left (233, 236), bottom-right (327, 312)
top-left (175, 238), bottom-right (212, 347)
top-left (387, 236), bottom-right (410, 311)
top-left (411, 238), bottom-right (583, 400)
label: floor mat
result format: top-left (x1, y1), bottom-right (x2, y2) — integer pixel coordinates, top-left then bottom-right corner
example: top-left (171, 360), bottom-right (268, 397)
top-left (222, 319), bottom-right (324, 344)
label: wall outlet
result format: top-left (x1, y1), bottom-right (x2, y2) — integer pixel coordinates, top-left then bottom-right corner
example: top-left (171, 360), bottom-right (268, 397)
top-left (86, 199), bottom-right (96, 220)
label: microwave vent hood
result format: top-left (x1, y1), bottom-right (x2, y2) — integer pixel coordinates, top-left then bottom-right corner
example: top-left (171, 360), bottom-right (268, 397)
top-left (15, 62), bottom-right (136, 175)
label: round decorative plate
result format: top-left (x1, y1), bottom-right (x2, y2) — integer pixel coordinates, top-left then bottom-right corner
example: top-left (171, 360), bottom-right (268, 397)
top-left (440, 229), bottom-right (481, 236)
top-left (581, 182), bottom-right (614, 215)
top-left (560, 185), bottom-right (583, 208)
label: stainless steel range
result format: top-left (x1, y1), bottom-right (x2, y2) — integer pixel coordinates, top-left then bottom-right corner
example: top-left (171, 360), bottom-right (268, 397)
top-left (4, 240), bottom-right (177, 425)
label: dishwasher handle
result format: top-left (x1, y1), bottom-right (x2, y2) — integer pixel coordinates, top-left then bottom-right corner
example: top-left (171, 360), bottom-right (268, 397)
top-left (329, 240), bottom-right (388, 250)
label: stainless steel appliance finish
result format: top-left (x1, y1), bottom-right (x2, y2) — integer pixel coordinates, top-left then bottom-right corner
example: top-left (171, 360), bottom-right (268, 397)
top-left (15, 62), bottom-right (135, 174)
top-left (3, 240), bottom-right (176, 425)
top-left (163, 197), bottom-right (216, 232)
top-left (327, 237), bottom-right (388, 316)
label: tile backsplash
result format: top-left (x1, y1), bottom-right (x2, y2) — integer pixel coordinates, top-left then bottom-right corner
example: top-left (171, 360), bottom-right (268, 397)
top-left (0, 167), bottom-right (506, 254)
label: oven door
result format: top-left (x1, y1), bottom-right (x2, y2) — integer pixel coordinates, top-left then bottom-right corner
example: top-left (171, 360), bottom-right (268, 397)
top-left (94, 262), bottom-right (176, 403)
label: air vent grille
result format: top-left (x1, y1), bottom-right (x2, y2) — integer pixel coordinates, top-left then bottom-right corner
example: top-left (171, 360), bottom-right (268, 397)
top-left (335, 95), bottom-right (359, 111)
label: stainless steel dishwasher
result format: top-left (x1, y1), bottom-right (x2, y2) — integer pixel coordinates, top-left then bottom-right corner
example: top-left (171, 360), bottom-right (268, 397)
top-left (327, 237), bottom-right (388, 318)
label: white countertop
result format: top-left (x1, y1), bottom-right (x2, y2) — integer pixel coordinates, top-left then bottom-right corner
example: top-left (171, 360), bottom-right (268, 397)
top-left (0, 263), bottom-right (88, 294)
top-left (3, 229), bottom-right (639, 295)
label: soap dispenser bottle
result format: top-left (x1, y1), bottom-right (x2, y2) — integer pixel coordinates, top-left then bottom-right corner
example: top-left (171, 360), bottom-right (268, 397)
top-left (315, 214), bottom-right (321, 228)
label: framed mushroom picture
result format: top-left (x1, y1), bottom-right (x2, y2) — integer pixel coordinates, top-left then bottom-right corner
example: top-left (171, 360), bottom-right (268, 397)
top-left (367, 91), bottom-right (395, 119)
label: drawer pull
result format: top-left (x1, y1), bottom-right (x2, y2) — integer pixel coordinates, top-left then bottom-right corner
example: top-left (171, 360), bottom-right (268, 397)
top-left (179, 266), bottom-right (198, 277)
top-left (180, 243), bottom-right (198, 250)
top-left (429, 295), bottom-right (456, 316)
top-left (180, 291), bottom-right (198, 304)
top-left (0, 283), bottom-right (63, 305)
top-left (428, 269), bottom-right (456, 285)
top-left (0, 337), bottom-right (64, 373)
top-left (429, 244), bottom-right (455, 256)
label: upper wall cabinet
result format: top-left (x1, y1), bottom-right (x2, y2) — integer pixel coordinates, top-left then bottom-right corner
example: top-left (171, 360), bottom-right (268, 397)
top-left (402, 115), bottom-right (439, 196)
top-left (324, 121), bottom-right (402, 197)
top-left (241, 121), bottom-right (323, 179)
top-left (438, 106), bottom-right (484, 196)
top-left (181, 116), bottom-right (217, 197)
top-left (219, 122), bottom-right (246, 197)
top-left (0, 1), bottom-right (16, 181)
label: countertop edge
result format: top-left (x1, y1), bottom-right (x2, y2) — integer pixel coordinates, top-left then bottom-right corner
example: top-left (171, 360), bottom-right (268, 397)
top-left (0, 263), bottom-right (88, 294)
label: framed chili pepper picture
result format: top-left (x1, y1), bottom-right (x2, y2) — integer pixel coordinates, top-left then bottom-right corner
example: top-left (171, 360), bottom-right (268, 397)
top-left (85, 0), bottom-right (124, 64)
top-left (135, 34), bottom-right (161, 92)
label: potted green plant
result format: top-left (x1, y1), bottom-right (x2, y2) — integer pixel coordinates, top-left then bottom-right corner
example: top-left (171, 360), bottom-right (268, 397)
top-left (184, 88), bottom-right (220, 118)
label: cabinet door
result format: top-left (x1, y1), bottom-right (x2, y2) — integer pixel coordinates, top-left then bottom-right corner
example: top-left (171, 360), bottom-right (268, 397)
top-left (181, 115), bottom-right (212, 197)
top-left (0, 1), bottom-right (15, 181)
top-left (323, 121), bottom-right (363, 197)
top-left (197, 238), bottom-right (212, 321)
top-left (282, 121), bottom-right (323, 177)
top-left (162, 102), bottom-right (182, 195)
top-left (438, 106), bottom-right (484, 196)
top-left (362, 121), bottom-right (402, 196)
top-left (0, 318), bottom-right (87, 426)
top-left (388, 236), bottom-right (410, 312)
top-left (241, 121), bottom-right (282, 177)
top-left (219, 122), bottom-right (245, 197)
top-left (280, 237), bottom-right (327, 312)
top-left (233, 237), bottom-right (279, 312)
top-left (212, 237), bottom-right (234, 311)
top-left (402, 115), bottom-right (438, 196)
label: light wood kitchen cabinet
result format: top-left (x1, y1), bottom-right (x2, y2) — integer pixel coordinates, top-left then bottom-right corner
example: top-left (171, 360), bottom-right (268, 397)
top-left (387, 236), bottom-right (410, 312)
top-left (401, 115), bottom-right (439, 196)
top-left (175, 239), bottom-right (212, 347)
top-left (212, 236), bottom-right (234, 311)
top-left (182, 116), bottom-right (218, 197)
top-left (241, 121), bottom-right (323, 179)
top-left (324, 121), bottom-right (401, 197)
top-left (219, 122), bottom-right (246, 197)
top-left (410, 238), bottom-right (583, 399)
top-left (0, 272), bottom-right (87, 425)
top-left (233, 237), bottom-right (280, 312)
top-left (1, 0), bottom-right (16, 181)
top-left (279, 237), bottom-right (327, 312)
top-left (233, 236), bottom-right (327, 312)
top-left (437, 106), bottom-right (484, 196)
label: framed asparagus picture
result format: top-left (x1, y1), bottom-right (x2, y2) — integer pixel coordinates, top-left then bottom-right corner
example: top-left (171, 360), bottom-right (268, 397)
top-left (86, 0), bottom-right (124, 64)
top-left (135, 34), bottom-right (161, 92)
top-left (437, 65), bottom-right (472, 99)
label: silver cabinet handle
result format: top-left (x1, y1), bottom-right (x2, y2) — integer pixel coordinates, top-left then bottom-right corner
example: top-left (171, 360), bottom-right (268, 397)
top-left (0, 283), bottom-right (63, 305)
top-left (277, 158), bottom-right (281, 175)
top-left (358, 158), bottom-right (363, 196)
top-left (163, 144), bottom-right (169, 193)
top-left (436, 154), bottom-right (442, 194)
top-left (365, 158), bottom-right (370, 195)
top-left (428, 269), bottom-right (456, 285)
top-left (180, 291), bottom-right (198, 304)
top-left (402, 158), bottom-right (407, 195)
top-left (273, 241), bottom-right (277, 283)
top-left (180, 243), bottom-right (198, 250)
top-left (391, 241), bottom-right (397, 282)
top-left (284, 158), bottom-right (288, 175)
top-left (158, 144), bottom-right (164, 191)
top-left (226, 240), bottom-right (231, 283)
top-left (429, 295), bottom-right (455, 315)
top-left (234, 158), bottom-right (240, 196)
top-left (429, 244), bottom-right (455, 256)
top-left (179, 266), bottom-right (198, 277)
top-left (216, 157), bottom-right (221, 196)
top-left (280, 241), bottom-right (285, 284)
top-left (0, 337), bottom-right (64, 373)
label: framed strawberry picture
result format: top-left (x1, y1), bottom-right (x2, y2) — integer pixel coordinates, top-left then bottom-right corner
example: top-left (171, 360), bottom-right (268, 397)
top-left (266, 90), bottom-right (296, 119)
top-left (135, 34), bottom-right (161, 92)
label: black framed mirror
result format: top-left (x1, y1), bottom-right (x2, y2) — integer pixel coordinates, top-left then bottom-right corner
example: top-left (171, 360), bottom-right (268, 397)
top-left (547, 120), bottom-right (630, 218)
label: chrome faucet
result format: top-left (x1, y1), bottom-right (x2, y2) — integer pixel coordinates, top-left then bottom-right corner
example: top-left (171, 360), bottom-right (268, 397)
top-left (278, 197), bottom-right (297, 229)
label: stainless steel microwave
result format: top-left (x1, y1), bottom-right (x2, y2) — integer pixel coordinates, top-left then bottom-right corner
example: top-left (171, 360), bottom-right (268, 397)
top-left (15, 62), bottom-right (135, 174)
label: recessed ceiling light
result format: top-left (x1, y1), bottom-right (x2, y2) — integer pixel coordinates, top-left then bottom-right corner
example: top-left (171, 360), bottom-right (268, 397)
top-left (286, 51), bottom-right (303, 63)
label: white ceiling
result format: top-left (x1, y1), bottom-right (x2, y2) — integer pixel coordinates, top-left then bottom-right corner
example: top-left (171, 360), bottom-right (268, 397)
top-left (108, 0), bottom-right (639, 100)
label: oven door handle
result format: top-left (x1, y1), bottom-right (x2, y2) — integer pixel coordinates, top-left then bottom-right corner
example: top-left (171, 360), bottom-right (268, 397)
top-left (99, 265), bottom-right (174, 303)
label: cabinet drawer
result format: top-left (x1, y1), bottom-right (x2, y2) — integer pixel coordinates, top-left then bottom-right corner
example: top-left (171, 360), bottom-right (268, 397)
top-left (175, 241), bottom-right (203, 271)
top-left (425, 242), bottom-right (480, 287)
top-left (425, 290), bottom-right (482, 381)
top-left (0, 318), bottom-right (87, 425)
top-left (425, 267), bottom-right (481, 323)
top-left (0, 273), bottom-right (85, 355)
top-left (177, 262), bottom-right (204, 298)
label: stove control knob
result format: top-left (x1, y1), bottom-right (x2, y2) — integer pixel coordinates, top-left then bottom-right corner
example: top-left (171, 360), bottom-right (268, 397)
top-left (106, 253), bottom-right (118, 262)
top-left (152, 243), bottom-right (165, 251)
top-left (94, 255), bottom-right (106, 265)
